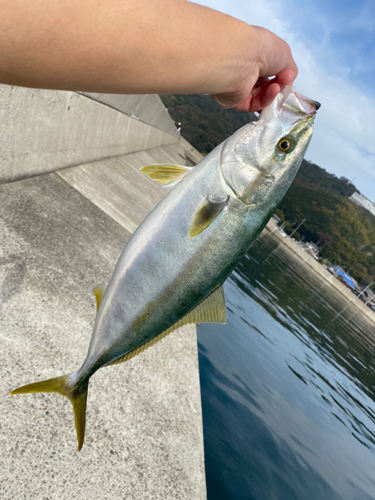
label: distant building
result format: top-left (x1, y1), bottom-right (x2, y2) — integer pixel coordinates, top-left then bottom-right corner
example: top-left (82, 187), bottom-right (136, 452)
top-left (298, 241), bottom-right (319, 257)
top-left (340, 176), bottom-right (353, 185)
top-left (328, 266), bottom-right (357, 291)
top-left (358, 287), bottom-right (375, 310)
top-left (277, 227), bottom-right (288, 238)
top-left (349, 192), bottom-right (375, 217)
top-left (306, 242), bottom-right (319, 256)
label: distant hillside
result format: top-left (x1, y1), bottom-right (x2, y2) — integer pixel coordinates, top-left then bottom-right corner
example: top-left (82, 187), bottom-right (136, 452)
top-left (160, 94), bottom-right (375, 289)
top-left (160, 94), bottom-right (256, 154)
top-left (277, 161), bottom-right (375, 287)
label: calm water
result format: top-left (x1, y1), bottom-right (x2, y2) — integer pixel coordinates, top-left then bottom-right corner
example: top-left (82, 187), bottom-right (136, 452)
top-left (198, 232), bottom-right (375, 500)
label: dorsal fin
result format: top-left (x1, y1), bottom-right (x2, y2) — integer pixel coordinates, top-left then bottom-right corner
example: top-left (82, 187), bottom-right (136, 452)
top-left (109, 285), bottom-right (226, 366)
top-left (92, 282), bottom-right (108, 312)
top-left (140, 164), bottom-right (193, 189)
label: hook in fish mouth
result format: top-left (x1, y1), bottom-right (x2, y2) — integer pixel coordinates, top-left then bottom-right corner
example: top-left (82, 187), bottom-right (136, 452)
top-left (283, 101), bottom-right (320, 116)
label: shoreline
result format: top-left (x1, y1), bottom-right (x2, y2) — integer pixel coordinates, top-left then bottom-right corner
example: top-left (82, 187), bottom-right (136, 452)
top-left (262, 219), bottom-right (375, 327)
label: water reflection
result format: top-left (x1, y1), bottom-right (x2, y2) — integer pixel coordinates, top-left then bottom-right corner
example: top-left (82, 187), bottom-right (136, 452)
top-left (198, 232), bottom-right (375, 500)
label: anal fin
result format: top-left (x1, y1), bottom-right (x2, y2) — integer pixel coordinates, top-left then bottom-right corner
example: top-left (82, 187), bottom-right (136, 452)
top-left (109, 285), bottom-right (226, 366)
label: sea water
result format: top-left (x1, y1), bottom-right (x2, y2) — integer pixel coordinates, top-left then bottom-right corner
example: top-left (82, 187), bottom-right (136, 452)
top-left (198, 232), bottom-right (375, 500)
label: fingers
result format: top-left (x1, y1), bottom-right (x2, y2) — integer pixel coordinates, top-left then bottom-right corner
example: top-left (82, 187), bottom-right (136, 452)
top-left (255, 81), bottom-right (281, 110)
top-left (230, 68), bottom-right (297, 112)
top-left (275, 69), bottom-right (297, 89)
top-left (253, 26), bottom-right (298, 80)
top-left (211, 93), bottom-right (241, 109)
top-left (211, 28), bottom-right (298, 114)
top-left (274, 69), bottom-right (295, 87)
top-left (229, 95), bottom-right (253, 113)
top-left (231, 82), bottom-right (280, 113)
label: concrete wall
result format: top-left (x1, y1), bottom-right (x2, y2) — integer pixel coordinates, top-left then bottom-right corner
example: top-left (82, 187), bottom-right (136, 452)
top-left (81, 93), bottom-right (179, 137)
top-left (0, 86), bottom-right (178, 184)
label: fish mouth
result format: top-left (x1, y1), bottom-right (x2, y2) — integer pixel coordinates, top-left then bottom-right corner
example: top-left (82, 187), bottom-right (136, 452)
top-left (259, 86), bottom-right (320, 134)
top-left (280, 87), bottom-right (320, 116)
top-left (257, 86), bottom-right (320, 130)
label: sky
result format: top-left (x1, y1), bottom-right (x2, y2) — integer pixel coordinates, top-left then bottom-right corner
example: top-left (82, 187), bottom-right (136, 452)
top-left (197, 0), bottom-right (375, 201)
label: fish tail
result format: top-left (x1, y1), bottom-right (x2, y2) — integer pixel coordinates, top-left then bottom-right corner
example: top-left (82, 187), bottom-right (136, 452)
top-left (10, 374), bottom-right (89, 451)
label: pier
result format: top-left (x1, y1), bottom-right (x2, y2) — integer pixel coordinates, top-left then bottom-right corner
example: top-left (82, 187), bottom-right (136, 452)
top-left (0, 86), bottom-right (206, 499)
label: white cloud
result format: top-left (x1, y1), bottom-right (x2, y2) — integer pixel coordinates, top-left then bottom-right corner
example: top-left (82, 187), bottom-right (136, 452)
top-left (196, 0), bottom-right (375, 200)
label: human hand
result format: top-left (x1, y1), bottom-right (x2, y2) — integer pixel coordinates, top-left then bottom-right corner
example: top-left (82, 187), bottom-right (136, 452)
top-left (211, 27), bottom-right (298, 113)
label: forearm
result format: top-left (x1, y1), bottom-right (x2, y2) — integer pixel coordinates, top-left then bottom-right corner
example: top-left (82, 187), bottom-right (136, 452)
top-left (0, 0), bottom-right (258, 94)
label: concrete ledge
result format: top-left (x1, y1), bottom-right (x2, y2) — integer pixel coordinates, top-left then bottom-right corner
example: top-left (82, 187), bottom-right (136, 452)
top-left (81, 93), bottom-right (179, 137)
top-left (57, 141), bottom-right (200, 234)
top-left (0, 172), bottom-right (206, 499)
top-left (0, 86), bottom-right (178, 185)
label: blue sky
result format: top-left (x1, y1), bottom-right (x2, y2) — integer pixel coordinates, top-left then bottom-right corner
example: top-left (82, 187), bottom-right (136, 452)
top-left (197, 0), bottom-right (375, 201)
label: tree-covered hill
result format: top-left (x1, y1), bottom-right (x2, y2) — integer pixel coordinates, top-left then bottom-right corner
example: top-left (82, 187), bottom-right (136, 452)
top-left (160, 94), bottom-right (256, 154)
top-left (161, 94), bottom-right (375, 289)
top-left (277, 161), bottom-right (375, 287)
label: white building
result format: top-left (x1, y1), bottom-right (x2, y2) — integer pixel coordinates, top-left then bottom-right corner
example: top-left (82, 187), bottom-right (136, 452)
top-left (349, 192), bottom-right (375, 217)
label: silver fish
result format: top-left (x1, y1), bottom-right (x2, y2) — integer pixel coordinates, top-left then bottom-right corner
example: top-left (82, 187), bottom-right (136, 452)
top-left (10, 87), bottom-right (319, 450)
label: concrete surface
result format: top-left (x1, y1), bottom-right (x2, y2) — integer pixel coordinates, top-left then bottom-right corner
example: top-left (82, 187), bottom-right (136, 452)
top-left (81, 93), bottom-right (179, 137)
top-left (58, 141), bottom-right (203, 234)
top-left (0, 143), bottom-right (206, 498)
top-left (0, 86), bottom-right (178, 184)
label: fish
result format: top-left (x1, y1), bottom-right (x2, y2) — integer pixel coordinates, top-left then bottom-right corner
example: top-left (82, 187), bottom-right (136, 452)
top-left (10, 86), bottom-right (320, 450)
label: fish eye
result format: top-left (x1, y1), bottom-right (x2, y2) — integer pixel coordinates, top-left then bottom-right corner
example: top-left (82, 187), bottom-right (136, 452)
top-left (277, 137), bottom-right (293, 153)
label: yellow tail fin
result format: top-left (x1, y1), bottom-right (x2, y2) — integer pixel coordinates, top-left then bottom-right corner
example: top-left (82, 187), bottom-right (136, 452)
top-left (10, 374), bottom-right (88, 451)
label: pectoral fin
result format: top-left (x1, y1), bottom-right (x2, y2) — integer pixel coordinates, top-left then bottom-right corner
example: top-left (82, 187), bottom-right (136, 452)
top-left (110, 285), bottom-right (226, 366)
top-left (189, 195), bottom-right (229, 238)
top-left (140, 164), bottom-right (193, 189)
